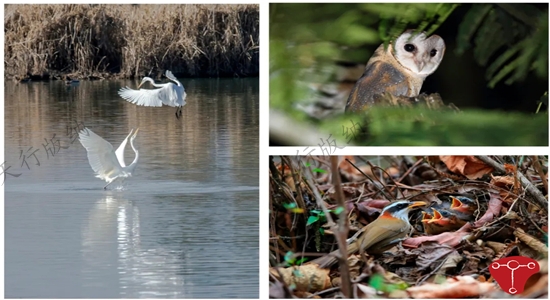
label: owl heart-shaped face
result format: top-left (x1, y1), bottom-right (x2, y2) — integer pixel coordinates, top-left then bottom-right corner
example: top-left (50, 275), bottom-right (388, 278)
top-left (344, 29), bottom-right (446, 113)
top-left (392, 31), bottom-right (446, 77)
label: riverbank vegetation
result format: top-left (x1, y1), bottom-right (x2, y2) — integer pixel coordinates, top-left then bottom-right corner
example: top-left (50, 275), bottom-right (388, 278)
top-left (4, 4), bottom-right (259, 80)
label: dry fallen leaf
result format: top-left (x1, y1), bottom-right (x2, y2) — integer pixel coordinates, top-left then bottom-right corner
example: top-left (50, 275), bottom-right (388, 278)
top-left (339, 155), bottom-right (374, 182)
top-left (514, 228), bottom-right (549, 254)
top-left (407, 275), bottom-right (496, 298)
top-left (403, 228), bottom-right (471, 249)
top-left (490, 175), bottom-right (517, 203)
top-left (270, 265), bottom-right (331, 292)
top-left (473, 193), bottom-right (502, 227)
top-left (485, 241), bottom-right (507, 255)
top-left (440, 156), bottom-right (494, 179)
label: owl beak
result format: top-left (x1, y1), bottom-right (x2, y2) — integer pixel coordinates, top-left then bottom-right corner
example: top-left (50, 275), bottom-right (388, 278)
top-left (417, 60), bottom-right (426, 72)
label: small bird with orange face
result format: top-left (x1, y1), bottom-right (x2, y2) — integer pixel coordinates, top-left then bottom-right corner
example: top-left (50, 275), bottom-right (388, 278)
top-left (311, 200), bottom-right (426, 268)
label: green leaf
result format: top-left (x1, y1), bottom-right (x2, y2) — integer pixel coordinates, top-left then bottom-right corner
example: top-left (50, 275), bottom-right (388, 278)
top-left (434, 274), bottom-right (447, 284)
top-left (485, 41), bottom-right (523, 81)
top-left (488, 57), bottom-right (522, 88)
top-left (283, 202), bottom-right (297, 209)
top-left (417, 3), bottom-right (458, 35)
top-left (334, 206), bottom-right (345, 215)
top-left (312, 168), bottom-right (327, 173)
top-left (284, 251), bottom-right (296, 264)
top-left (456, 4), bottom-right (492, 55)
top-left (497, 3), bottom-right (540, 28)
top-left (296, 257), bottom-right (308, 265)
top-left (369, 273), bottom-right (385, 290)
top-left (324, 106), bottom-right (549, 146)
top-left (306, 215), bottom-right (320, 226)
top-left (289, 207), bottom-right (305, 213)
top-left (473, 9), bottom-right (505, 66)
top-left (319, 227), bottom-right (325, 235)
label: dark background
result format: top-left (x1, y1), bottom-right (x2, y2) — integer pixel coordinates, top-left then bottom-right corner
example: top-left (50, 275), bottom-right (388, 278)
top-left (423, 4), bottom-right (547, 112)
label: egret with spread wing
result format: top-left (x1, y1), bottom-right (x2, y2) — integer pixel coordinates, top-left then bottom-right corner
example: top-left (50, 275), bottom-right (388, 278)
top-left (78, 127), bottom-right (140, 190)
top-left (118, 70), bottom-right (187, 118)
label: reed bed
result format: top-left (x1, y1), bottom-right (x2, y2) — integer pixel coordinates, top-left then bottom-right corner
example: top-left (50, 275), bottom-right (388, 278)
top-left (4, 4), bottom-right (259, 79)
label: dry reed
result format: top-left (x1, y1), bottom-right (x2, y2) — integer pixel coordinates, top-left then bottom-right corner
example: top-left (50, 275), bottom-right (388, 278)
top-left (4, 4), bottom-right (259, 80)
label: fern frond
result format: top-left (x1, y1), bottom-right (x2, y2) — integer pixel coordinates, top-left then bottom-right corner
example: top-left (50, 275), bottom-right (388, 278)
top-left (458, 4), bottom-right (547, 88)
top-left (486, 41), bottom-right (523, 81)
top-left (456, 4), bottom-right (492, 54)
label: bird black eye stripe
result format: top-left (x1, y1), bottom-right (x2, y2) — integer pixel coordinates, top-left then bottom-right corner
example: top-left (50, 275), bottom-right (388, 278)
top-left (404, 44), bottom-right (416, 52)
top-left (396, 203), bottom-right (408, 210)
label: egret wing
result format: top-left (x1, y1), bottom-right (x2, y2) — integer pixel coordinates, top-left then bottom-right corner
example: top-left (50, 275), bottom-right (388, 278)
top-left (78, 128), bottom-right (123, 180)
top-left (114, 129), bottom-right (133, 168)
top-left (165, 70), bottom-right (186, 107)
top-left (165, 70), bottom-right (182, 86)
top-left (118, 87), bottom-right (165, 107)
top-left (176, 87), bottom-right (187, 107)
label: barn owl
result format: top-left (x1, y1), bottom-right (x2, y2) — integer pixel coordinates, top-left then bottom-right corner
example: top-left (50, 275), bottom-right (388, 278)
top-left (345, 30), bottom-right (446, 112)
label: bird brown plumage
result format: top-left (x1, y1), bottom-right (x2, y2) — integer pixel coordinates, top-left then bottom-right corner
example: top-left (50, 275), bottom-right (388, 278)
top-left (310, 201), bottom-right (426, 268)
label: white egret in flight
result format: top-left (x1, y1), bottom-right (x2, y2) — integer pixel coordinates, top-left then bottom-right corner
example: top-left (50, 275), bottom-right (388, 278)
top-left (118, 70), bottom-right (187, 118)
top-left (78, 127), bottom-right (140, 190)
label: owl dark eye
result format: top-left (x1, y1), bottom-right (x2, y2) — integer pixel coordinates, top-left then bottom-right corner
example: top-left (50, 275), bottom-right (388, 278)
top-left (430, 49), bottom-right (437, 57)
top-left (404, 44), bottom-right (416, 52)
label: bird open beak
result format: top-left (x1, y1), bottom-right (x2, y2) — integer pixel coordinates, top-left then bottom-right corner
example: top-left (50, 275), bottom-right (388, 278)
top-left (450, 196), bottom-right (463, 209)
top-left (429, 208), bottom-right (442, 221)
top-left (428, 208), bottom-right (451, 226)
top-left (421, 211), bottom-right (432, 223)
top-left (449, 196), bottom-right (476, 214)
top-left (408, 201), bottom-right (427, 209)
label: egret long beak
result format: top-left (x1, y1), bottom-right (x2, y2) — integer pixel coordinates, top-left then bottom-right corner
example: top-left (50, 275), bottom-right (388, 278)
top-left (138, 82), bottom-right (144, 89)
top-left (132, 128), bottom-right (139, 137)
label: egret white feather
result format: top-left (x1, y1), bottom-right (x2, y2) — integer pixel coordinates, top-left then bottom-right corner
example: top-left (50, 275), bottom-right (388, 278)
top-left (78, 127), bottom-right (139, 189)
top-left (118, 70), bottom-right (187, 118)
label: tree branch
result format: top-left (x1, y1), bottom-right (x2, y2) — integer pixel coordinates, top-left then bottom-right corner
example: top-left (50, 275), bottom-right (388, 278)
top-left (476, 155), bottom-right (548, 211)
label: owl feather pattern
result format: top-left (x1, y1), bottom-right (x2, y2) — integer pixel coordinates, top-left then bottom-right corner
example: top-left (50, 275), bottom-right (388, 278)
top-left (346, 30), bottom-right (446, 112)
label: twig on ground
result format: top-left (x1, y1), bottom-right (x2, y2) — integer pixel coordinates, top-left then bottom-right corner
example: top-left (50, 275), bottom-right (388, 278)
top-left (330, 156), bottom-right (352, 297)
top-left (476, 155), bottom-right (548, 211)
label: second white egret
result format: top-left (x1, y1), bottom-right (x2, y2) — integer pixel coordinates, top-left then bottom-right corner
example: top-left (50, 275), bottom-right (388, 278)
top-left (78, 127), bottom-right (140, 190)
top-left (118, 70), bottom-right (187, 118)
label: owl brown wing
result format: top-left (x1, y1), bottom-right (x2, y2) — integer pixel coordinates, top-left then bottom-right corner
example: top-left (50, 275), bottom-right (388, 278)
top-left (345, 60), bottom-right (411, 112)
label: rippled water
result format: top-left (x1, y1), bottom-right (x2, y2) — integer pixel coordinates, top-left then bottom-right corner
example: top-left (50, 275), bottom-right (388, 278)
top-left (4, 78), bottom-right (259, 298)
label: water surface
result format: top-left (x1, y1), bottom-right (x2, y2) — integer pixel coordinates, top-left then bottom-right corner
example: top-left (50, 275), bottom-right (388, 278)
top-left (4, 78), bottom-right (259, 298)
